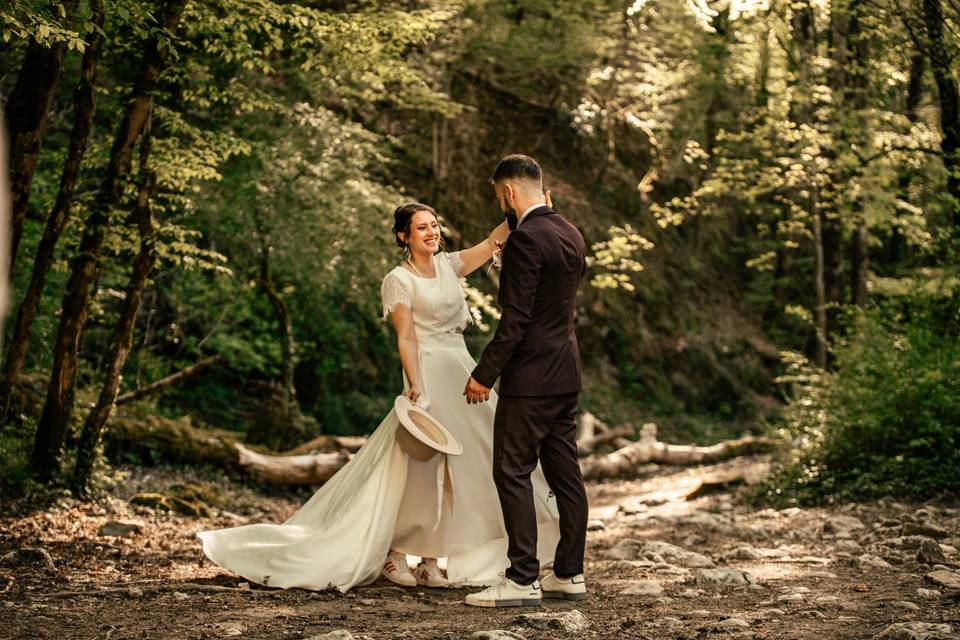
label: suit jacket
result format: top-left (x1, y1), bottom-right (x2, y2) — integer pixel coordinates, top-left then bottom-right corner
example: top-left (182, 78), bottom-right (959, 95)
top-left (472, 206), bottom-right (586, 397)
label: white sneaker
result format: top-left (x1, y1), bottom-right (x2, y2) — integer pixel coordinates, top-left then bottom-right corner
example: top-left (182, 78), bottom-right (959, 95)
top-left (541, 571), bottom-right (587, 601)
top-left (382, 550), bottom-right (416, 587)
top-left (464, 576), bottom-right (542, 607)
top-left (413, 559), bottom-right (449, 588)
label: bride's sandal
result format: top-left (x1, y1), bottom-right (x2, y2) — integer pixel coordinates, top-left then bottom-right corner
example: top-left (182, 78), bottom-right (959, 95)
top-left (413, 559), bottom-right (450, 588)
top-left (382, 550), bottom-right (417, 587)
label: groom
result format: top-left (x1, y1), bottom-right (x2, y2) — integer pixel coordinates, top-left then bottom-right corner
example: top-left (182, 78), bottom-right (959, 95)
top-left (463, 154), bottom-right (589, 607)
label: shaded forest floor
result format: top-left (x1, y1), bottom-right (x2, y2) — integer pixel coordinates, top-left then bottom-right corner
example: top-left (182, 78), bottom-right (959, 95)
top-left (2, 461), bottom-right (959, 640)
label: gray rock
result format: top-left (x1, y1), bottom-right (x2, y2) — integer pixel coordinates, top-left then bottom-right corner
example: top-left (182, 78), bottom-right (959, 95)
top-left (514, 610), bottom-right (589, 633)
top-left (814, 595), bottom-right (840, 605)
top-left (608, 559), bottom-right (654, 571)
top-left (902, 521), bottom-right (948, 539)
top-left (650, 562), bottom-right (691, 576)
top-left (836, 540), bottom-right (863, 554)
top-left (471, 632), bottom-right (525, 640)
top-left (97, 521), bottom-right (142, 537)
top-left (777, 593), bottom-right (805, 604)
top-left (127, 587), bottom-right (144, 598)
top-left (892, 601), bottom-right (921, 612)
top-left (620, 580), bottom-right (664, 596)
top-left (872, 622), bottom-right (956, 640)
top-left (685, 610), bottom-right (714, 618)
top-left (607, 539), bottom-right (714, 568)
top-left (825, 515), bottom-right (865, 534)
top-left (678, 588), bottom-right (704, 598)
top-left (917, 540), bottom-right (948, 565)
top-left (725, 546), bottom-right (761, 561)
top-left (925, 570), bottom-right (960, 590)
top-left (857, 553), bottom-right (894, 570)
top-left (809, 571), bottom-right (839, 579)
top-left (172, 591), bottom-right (189, 601)
top-left (714, 618), bottom-right (750, 629)
top-left (683, 512), bottom-right (733, 532)
top-left (587, 519), bottom-right (605, 532)
top-left (916, 588), bottom-right (940, 598)
top-left (694, 568), bottom-right (755, 589)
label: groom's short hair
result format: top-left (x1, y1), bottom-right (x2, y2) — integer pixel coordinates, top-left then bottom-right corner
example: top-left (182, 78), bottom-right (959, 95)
top-left (490, 154), bottom-right (542, 185)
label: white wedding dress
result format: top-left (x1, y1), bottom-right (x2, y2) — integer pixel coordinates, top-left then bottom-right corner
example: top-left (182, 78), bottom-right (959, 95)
top-left (197, 251), bottom-right (561, 592)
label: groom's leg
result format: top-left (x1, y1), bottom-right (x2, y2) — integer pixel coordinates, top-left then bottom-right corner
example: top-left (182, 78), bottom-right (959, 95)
top-left (493, 395), bottom-right (545, 585)
top-left (539, 392), bottom-right (588, 578)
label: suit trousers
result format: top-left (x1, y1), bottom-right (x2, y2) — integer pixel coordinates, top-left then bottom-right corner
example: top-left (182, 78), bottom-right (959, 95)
top-left (492, 392), bottom-right (588, 585)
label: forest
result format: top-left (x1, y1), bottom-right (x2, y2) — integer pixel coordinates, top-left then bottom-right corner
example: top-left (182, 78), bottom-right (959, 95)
top-left (1, 1), bottom-right (958, 639)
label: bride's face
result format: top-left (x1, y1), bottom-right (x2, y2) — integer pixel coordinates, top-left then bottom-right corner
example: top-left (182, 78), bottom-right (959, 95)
top-left (403, 210), bottom-right (441, 256)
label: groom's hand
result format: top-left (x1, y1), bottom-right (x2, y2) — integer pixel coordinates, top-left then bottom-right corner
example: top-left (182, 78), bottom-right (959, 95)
top-left (463, 377), bottom-right (491, 404)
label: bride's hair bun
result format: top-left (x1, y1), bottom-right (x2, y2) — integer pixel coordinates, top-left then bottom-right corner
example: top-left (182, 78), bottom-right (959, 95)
top-left (392, 202), bottom-right (439, 248)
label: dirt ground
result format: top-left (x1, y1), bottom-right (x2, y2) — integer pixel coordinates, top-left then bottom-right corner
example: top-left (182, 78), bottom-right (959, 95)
top-left (2, 460), bottom-right (958, 640)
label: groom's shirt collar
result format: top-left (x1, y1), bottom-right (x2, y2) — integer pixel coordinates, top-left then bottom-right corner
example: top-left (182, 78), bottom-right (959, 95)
top-left (517, 201), bottom-right (546, 227)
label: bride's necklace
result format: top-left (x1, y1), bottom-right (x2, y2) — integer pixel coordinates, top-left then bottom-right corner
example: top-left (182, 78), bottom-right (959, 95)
top-left (407, 256), bottom-right (435, 279)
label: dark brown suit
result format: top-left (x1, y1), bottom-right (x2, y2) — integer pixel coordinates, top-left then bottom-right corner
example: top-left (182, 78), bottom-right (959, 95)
top-left (472, 206), bottom-right (589, 585)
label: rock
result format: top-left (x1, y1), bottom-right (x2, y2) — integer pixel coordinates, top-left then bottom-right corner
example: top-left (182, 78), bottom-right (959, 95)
top-left (873, 622), bottom-right (956, 640)
top-left (618, 503), bottom-right (647, 516)
top-left (304, 632), bottom-right (375, 640)
top-left (891, 601), bottom-right (921, 612)
top-left (925, 570), bottom-right (960, 590)
top-left (470, 632), bottom-right (525, 640)
top-left (814, 595), bottom-right (840, 605)
top-left (916, 588), bottom-right (940, 599)
top-left (694, 568), bottom-right (755, 589)
top-left (678, 588), bottom-right (704, 598)
top-left (857, 554), bottom-right (893, 570)
top-left (725, 546), bottom-right (761, 561)
top-left (761, 608), bottom-right (785, 619)
top-left (587, 519), bottom-right (605, 532)
top-left (825, 515), bottom-right (865, 534)
top-left (97, 521), bottom-right (142, 537)
top-left (902, 521), bottom-right (948, 539)
top-left (942, 545), bottom-right (958, 556)
top-left (650, 562), bottom-right (691, 576)
top-left (608, 559), bottom-right (654, 571)
top-left (685, 610), bottom-right (714, 618)
top-left (835, 540), bottom-right (863, 554)
top-left (172, 591), bottom-right (189, 601)
top-left (607, 539), bottom-right (714, 568)
top-left (127, 587), bottom-right (144, 598)
top-left (777, 593), bottom-right (805, 603)
top-left (0, 547), bottom-right (57, 573)
top-left (917, 540), bottom-right (948, 565)
top-left (683, 512), bottom-right (732, 532)
top-left (801, 610), bottom-right (827, 619)
top-left (620, 580), bottom-right (663, 596)
top-left (809, 571), bottom-right (838, 579)
top-left (514, 610), bottom-right (589, 633)
top-left (714, 618), bottom-right (750, 629)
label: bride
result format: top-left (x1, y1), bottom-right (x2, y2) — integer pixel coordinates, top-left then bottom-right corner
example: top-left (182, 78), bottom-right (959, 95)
top-left (197, 202), bottom-right (561, 592)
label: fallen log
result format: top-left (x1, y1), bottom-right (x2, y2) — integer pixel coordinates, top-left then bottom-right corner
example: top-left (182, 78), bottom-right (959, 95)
top-left (577, 424), bottom-right (633, 456)
top-left (115, 355), bottom-right (222, 405)
top-left (235, 443), bottom-right (349, 485)
top-left (579, 422), bottom-right (782, 480)
top-left (105, 410), bottom-right (355, 484)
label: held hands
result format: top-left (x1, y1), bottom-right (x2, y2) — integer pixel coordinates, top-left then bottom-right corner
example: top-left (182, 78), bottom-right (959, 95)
top-left (463, 377), bottom-right (491, 404)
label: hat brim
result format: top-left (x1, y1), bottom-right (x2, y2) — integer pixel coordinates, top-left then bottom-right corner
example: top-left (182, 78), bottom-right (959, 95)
top-left (394, 395), bottom-right (464, 457)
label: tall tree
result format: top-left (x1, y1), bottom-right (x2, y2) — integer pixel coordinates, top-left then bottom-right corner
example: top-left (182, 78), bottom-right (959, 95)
top-left (3, 0), bottom-right (79, 270)
top-left (31, 0), bottom-right (187, 476)
top-left (0, 0), bottom-right (105, 422)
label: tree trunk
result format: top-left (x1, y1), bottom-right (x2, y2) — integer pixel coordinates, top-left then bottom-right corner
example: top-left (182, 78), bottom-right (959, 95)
top-left (3, 1), bottom-right (78, 270)
top-left (813, 212), bottom-right (828, 368)
top-left (888, 54), bottom-right (926, 265)
top-left (850, 220), bottom-right (869, 306)
top-left (71, 120), bottom-right (158, 494)
top-left (0, 0), bottom-right (105, 423)
top-left (252, 210), bottom-right (297, 417)
top-left (922, 0), bottom-right (960, 225)
top-left (579, 423), bottom-right (782, 481)
top-left (31, 0), bottom-right (187, 477)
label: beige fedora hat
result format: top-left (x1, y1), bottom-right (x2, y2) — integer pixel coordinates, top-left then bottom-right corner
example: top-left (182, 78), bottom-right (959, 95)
top-left (394, 395), bottom-right (464, 461)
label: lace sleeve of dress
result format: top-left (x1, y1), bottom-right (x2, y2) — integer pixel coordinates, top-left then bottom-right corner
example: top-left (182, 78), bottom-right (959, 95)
top-left (380, 270), bottom-right (413, 321)
top-left (443, 251), bottom-right (465, 277)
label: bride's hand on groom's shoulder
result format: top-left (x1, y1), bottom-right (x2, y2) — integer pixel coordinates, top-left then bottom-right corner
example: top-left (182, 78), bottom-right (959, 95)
top-left (544, 189), bottom-right (552, 208)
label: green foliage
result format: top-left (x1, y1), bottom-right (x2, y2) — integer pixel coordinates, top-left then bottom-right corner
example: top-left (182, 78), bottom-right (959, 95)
top-left (759, 287), bottom-right (960, 504)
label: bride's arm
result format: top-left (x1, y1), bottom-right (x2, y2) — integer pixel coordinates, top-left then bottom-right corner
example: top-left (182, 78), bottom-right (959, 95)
top-left (389, 304), bottom-right (422, 403)
top-left (453, 220), bottom-right (510, 277)
top-left (452, 190), bottom-right (552, 277)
